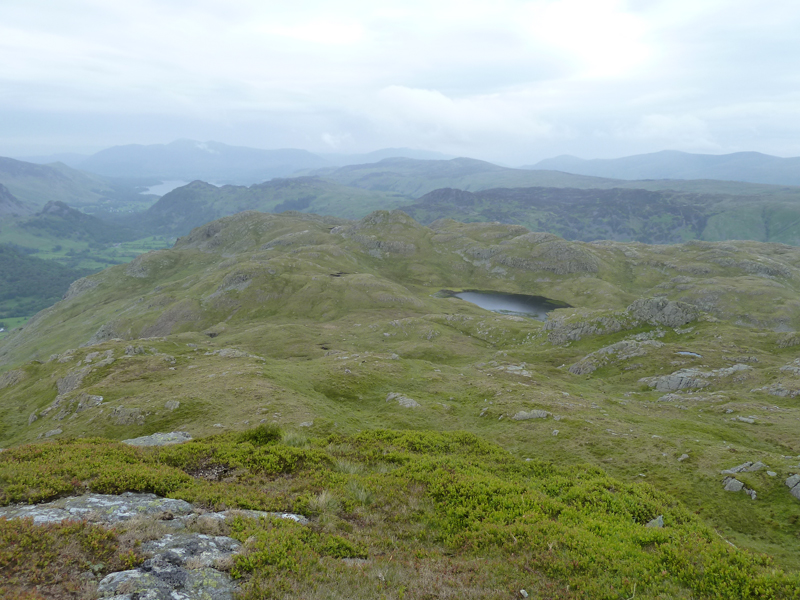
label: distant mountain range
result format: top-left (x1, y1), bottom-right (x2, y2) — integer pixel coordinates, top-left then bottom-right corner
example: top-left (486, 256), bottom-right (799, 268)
top-left (132, 177), bottom-right (404, 236)
top-left (529, 150), bottom-right (800, 186)
top-left (18, 141), bottom-right (456, 185)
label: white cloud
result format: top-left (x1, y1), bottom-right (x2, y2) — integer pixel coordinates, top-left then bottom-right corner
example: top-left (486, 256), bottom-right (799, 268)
top-left (1, 0), bottom-right (800, 159)
top-left (620, 114), bottom-right (720, 152)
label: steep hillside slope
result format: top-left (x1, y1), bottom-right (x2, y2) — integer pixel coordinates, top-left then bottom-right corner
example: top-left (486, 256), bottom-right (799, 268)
top-left (0, 183), bottom-right (32, 217)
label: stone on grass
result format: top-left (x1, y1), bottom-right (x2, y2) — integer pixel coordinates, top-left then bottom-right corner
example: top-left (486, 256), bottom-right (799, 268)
top-left (386, 392), bottom-right (420, 408)
top-left (512, 410), bottom-right (549, 421)
top-left (723, 478), bottom-right (744, 492)
top-left (786, 474), bottom-right (800, 500)
top-left (122, 431), bottom-right (192, 447)
top-left (722, 477), bottom-right (757, 500)
top-left (164, 400), bottom-right (180, 411)
top-left (646, 515), bottom-right (664, 528)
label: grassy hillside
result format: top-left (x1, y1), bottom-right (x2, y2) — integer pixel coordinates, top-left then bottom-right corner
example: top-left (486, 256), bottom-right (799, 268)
top-left (2, 211), bottom-right (800, 579)
top-left (403, 186), bottom-right (800, 245)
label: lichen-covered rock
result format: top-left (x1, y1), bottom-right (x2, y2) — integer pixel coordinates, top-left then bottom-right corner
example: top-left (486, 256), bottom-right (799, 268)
top-left (786, 474), bottom-right (800, 501)
top-left (0, 368), bottom-right (25, 390)
top-left (97, 559), bottom-right (236, 600)
top-left (722, 477), bottom-right (756, 500)
top-left (544, 314), bottom-right (628, 345)
top-left (122, 431), bottom-right (192, 447)
top-left (640, 371), bottom-right (710, 392)
top-left (569, 340), bottom-right (664, 375)
top-left (722, 461), bottom-right (768, 474)
top-left (751, 383), bottom-right (800, 398)
top-left (512, 410), bottom-right (549, 421)
top-left (56, 366), bottom-right (90, 395)
top-left (0, 492), bottom-right (194, 524)
top-left (646, 515), bottom-right (664, 528)
top-left (546, 297), bottom-right (700, 346)
top-left (141, 534), bottom-right (241, 568)
top-left (386, 392), bottom-right (420, 408)
top-left (627, 297), bottom-right (699, 327)
top-left (640, 364), bottom-right (751, 392)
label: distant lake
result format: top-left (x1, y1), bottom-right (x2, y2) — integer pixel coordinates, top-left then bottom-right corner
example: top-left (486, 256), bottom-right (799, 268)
top-left (139, 180), bottom-right (191, 196)
top-left (441, 290), bottom-right (570, 320)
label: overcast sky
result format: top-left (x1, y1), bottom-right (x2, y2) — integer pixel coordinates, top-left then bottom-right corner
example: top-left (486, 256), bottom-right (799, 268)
top-left (2, 0), bottom-right (799, 164)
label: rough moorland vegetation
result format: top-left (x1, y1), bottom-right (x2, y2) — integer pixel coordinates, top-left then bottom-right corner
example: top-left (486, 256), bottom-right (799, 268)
top-left (2, 429), bottom-right (799, 599)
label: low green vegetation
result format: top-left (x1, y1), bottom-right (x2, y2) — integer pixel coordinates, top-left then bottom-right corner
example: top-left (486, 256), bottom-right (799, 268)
top-left (2, 430), bottom-right (798, 599)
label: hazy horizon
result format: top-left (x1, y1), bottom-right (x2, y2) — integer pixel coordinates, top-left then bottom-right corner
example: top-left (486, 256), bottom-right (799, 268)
top-left (3, 1), bottom-right (800, 164)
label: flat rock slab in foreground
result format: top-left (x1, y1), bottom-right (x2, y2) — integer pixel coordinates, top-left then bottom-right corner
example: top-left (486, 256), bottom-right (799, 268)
top-left (0, 492), bottom-right (193, 524)
top-left (98, 533), bottom-right (241, 600)
top-left (121, 431), bottom-right (193, 446)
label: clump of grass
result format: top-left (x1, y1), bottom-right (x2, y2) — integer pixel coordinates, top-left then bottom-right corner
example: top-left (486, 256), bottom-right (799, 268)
top-left (307, 490), bottom-right (340, 516)
top-left (333, 459), bottom-right (364, 474)
top-left (346, 480), bottom-right (373, 507)
top-left (238, 423), bottom-right (282, 446)
top-left (282, 431), bottom-right (309, 447)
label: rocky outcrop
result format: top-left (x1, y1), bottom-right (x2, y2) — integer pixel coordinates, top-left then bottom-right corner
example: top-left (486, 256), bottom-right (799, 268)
top-left (62, 276), bottom-right (99, 301)
top-left (569, 340), bottom-right (664, 375)
top-left (750, 383), bottom-right (800, 398)
top-left (627, 297), bottom-right (700, 327)
top-left (0, 368), bottom-right (25, 390)
top-left (546, 297), bottom-right (699, 345)
top-left (640, 364), bottom-right (751, 392)
top-left (721, 461), bottom-right (768, 475)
